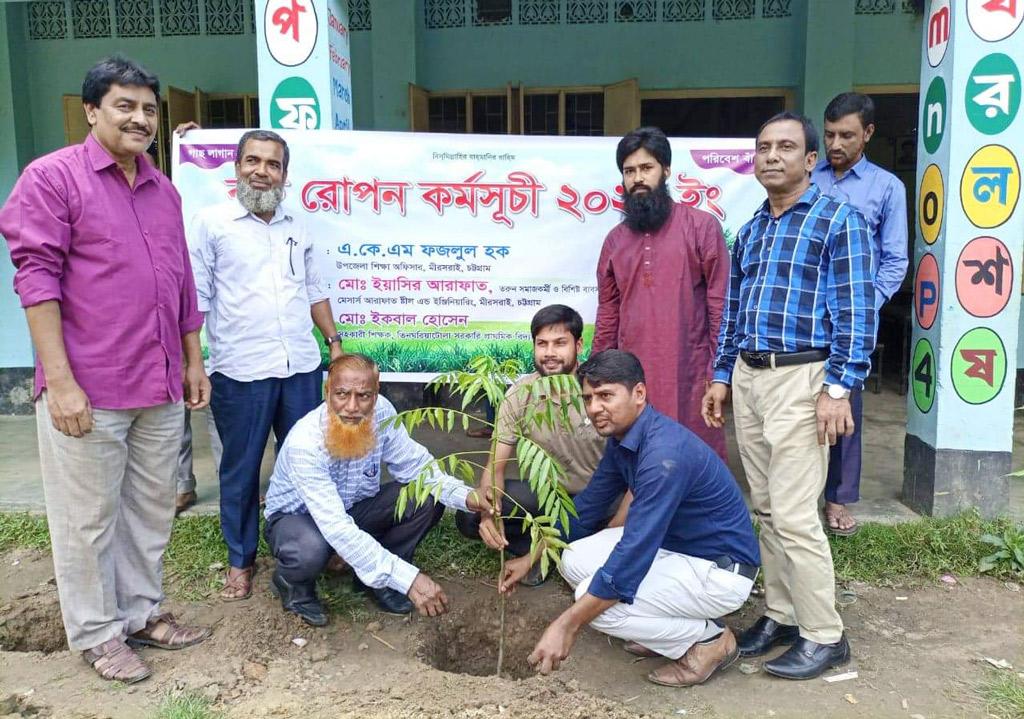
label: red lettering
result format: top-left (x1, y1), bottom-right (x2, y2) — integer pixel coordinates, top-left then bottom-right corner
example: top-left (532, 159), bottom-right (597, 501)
top-left (557, 184), bottom-right (584, 222)
top-left (929, 7), bottom-right (950, 48)
top-left (583, 190), bottom-right (610, 214)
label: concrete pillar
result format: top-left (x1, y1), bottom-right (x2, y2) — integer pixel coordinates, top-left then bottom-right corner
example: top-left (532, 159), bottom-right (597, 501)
top-left (255, 0), bottom-right (354, 130)
top-left (903, 0), bottom-right (1023, 518)
top-left (369, 0), bottom-right (416, 131)
top-left (0, 2), bottom-right (35, 370)
top-left (798, 0), bottom-right (854, 122)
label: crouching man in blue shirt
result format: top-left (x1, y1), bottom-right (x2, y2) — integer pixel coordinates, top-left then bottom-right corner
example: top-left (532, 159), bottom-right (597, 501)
top-left (500, 349), bottom-right (759, 687)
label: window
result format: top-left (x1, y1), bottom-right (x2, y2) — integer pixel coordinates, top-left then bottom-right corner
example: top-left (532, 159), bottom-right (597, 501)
top-left (640, 95), bottom-right (786, 137)
top-left (565, 92), bottom-right (604, 136)
top-left (472, 95), bottom-right (508, 134)
top-left (474, 0), bottom-right (512, 25)
top-left (524, 94), bottom-right (559, 135)
top-left (428, 96), bottom-right (467, 133)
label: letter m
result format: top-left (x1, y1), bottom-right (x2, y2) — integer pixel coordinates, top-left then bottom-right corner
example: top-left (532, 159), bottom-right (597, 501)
top-left (929, 7), bottom-right (950, 48)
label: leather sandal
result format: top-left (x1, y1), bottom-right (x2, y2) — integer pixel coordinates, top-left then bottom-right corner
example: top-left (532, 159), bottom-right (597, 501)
top-left (82, 637), bottom-right (151, 684)
top-left (220, 566), bottom-right (254, 601)
top-left (127, 612), bottom-right (211, 650)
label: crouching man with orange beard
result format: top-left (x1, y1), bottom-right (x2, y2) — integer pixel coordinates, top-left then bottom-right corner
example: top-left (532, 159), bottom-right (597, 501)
top-left (263, 353), bottom-right (492, 624)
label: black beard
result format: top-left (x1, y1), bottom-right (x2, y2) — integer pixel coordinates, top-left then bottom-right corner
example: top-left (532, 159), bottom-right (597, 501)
top-left (621, 180), bottom-right (674, 233)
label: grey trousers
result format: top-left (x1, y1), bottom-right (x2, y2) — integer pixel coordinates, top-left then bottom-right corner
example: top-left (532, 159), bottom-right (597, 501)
top-left (176, 407), bottom-right (222, 494)
top-left (36, 395), bottom-right (183, 650)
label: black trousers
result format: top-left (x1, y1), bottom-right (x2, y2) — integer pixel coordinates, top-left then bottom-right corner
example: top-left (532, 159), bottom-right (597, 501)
top-left (265, 481), bottom-right (445, 586)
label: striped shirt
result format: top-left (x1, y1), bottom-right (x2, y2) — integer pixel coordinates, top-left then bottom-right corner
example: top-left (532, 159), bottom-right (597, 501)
top-left (264, 396), bottom-right (472, 594)
top-left (712, 185), bottom-right (875, 390)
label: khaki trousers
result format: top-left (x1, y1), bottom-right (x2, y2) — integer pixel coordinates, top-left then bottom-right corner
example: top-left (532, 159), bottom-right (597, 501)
top-left (36, 395), bottom-right (183, 650)
top-left (731, 358), bottom-right (843, 644)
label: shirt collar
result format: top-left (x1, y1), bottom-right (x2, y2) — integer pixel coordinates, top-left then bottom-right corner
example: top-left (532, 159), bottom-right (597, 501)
top-left (229, 200), bottom-right (292, 224)
top-left (755, 184), bottom-right (821, 219)
top-left (815, 154), bottom-right (869, 180)
top-left (614, 404), bottom-right (655, 453)
top-left (84, 133), bottom-right (160, 186)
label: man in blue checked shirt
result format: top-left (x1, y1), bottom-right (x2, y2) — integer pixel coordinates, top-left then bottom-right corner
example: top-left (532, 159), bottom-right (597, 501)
top-left (702, 112), bottom-right (875, 680)
top-left (813, 93), bottom-right (909, 537)
top-left (263, 353), bottom-right (492, 624)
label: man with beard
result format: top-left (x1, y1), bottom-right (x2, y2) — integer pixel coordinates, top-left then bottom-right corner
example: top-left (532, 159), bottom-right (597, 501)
top-left (702, 113), bottom-right (874, 680)
top-left (0, 56), bottom-right (211, 684)
top-left (455, 305), bottom-right (615, 585)
top-left (263, 353), bottom-right (492, 622)
top-left (593, 127), bottom-right (730, 460)
top-left (501, 350), bottom-right (759, 687)
top-left (188, 130), bottom-right (343, 603)
top-left (812, 93), bottom-right (908, 536)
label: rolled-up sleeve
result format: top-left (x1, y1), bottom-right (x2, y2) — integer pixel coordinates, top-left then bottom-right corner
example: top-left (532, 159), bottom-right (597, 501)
top-left (304, 228), bottom-right (328, 304)
top-left (0, 166), bottom-right (72, 308)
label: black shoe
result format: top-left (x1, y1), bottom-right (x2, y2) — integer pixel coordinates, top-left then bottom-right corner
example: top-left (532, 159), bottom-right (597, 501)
top-left (519, 561), bottom-right (548, 588)
top-left (352, 577), bottom-right (414, 615)
top-left (270, 571), bottom-right (328, 627)
top-left (763, 635), bottom-right (851, 680)
top-left (737, 616), bottom-right (800, 657)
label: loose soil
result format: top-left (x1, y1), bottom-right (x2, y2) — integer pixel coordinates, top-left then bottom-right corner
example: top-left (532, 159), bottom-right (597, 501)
top-left (0, 546), bottom-right (1021, 719)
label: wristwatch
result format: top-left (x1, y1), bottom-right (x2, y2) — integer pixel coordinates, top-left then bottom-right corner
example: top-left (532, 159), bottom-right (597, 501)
top-left (326, 333), bottom-right (343, 346)
top-left (824, 384), bottom-right (850, 400)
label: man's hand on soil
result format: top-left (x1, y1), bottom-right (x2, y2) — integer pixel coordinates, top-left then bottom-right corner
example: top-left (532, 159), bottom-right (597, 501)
top-left (408, 573), bottom-right (449, 617)
top-left (527, 618), bottom-right (576, 674)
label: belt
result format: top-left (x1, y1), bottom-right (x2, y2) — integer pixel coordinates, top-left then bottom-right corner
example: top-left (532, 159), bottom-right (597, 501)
top-left (714, 555), bottom-right (759, 581)
top-left (739, 348), bottom-right (828, 369)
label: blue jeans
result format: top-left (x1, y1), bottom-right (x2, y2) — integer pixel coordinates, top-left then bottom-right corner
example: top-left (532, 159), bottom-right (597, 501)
top-left (210, 369), bottom-right (323, 567)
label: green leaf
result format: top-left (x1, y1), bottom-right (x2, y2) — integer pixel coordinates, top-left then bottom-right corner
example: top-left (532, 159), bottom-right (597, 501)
top-left (540, 548), bottom-right (550, 578)
top-left (396, 488), bottom-right (408, 520)
top-left (980, 533), bottom-right (1006, 547)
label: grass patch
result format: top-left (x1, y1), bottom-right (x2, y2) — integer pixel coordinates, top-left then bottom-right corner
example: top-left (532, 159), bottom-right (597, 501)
top-left (0, 512), bottom-right (50, 552)
top-left (978, 670), bottom-right (1024, 719)
top-left (152, 692), bottom-right (223, 719)
top-left (415, 512), bottom-right (501, 579)
top-left (830, 512), bottom-right (1020, 583)
top-left (3, 510), bottom-right (1020, 603)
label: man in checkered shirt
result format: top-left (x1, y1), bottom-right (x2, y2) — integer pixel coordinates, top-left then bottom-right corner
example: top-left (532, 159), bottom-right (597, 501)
top-left (263, 353), bottom-right (492, 623)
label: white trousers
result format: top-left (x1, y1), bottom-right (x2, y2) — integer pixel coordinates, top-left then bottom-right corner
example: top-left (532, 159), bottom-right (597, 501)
top-left (36, 395), bottom-right (182, 650)
top-left (559, 527), bottom-right (753, 659)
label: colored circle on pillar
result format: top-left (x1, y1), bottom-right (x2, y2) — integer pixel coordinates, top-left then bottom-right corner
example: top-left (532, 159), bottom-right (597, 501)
top-left (968, 0), bottom-right (1024, 42)
top-left (911, 338), bottom-right (936, 413)
top-left (914, 253), bottom-right (940, 329)
top-left (921, 77), bottom-right (947, 154)
top-left (270, 76), bottom-right (321, 129)
top-left (966, 53), bottom-right (1021, 135)
top-left (955, 236), bottom-right (1013, 317)
top-left (960, 144), bottom-right (1020, 228)
top-left (951, 327), bottom-right (1006, 404)
top-left (919, 164), bottom-right (944, 244)
top-left (926, 0), bottom-right (952, 67)
top-left (264, 0), bottom-right (318, 67)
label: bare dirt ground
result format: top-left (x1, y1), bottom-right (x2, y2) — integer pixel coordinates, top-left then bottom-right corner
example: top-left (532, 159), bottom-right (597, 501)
top-left (1, 546), bottom-right (1022, 719)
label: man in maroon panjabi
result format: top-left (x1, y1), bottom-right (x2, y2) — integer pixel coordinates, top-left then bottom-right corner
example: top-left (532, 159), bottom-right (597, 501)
top-left (592, 127), bottom-right (730, 460)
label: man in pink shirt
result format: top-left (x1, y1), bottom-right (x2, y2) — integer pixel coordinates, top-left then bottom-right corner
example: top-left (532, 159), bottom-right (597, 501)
top-left (0, 56), bottom-right (211, 684)
top-left (593, 127), bottom-right (730, 460)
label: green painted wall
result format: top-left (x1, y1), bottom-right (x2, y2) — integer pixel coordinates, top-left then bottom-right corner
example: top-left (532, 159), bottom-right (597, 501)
top-left (0, 0), bottom-right (924, 372)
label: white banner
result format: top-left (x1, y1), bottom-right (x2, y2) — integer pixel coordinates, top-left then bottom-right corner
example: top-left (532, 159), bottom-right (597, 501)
top-left (173, 130), bottom-right (764, 381)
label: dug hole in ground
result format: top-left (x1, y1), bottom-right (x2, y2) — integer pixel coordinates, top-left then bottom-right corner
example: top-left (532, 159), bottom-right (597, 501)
top-left (1, 546), bottom-right (1022, 718)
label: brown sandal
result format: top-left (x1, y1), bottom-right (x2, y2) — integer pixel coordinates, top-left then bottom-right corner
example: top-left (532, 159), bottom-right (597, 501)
top-left (220, 566), bottom-right (254, 601)
top-left (127, 612), bottom-right (211, 650)
top-left (82, 637), bottom-right (152, 684)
